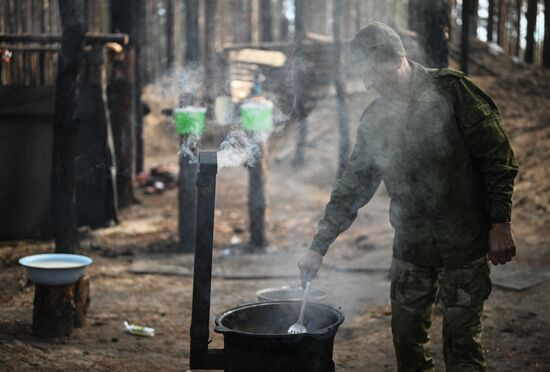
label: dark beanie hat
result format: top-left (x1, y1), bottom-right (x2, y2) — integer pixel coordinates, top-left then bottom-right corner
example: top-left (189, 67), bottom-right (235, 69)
top-left (349, 22), bottom-right (406, 65)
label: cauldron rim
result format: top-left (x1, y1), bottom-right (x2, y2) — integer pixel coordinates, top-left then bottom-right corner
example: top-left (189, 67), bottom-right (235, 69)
top-left (214, 300), bottom-right (345, 338)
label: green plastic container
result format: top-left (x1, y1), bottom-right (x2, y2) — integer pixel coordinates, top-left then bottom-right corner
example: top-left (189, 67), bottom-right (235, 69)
top-left (173, 107), bottom-right (206, 135)
top-left (240, 101), bottom-right (273, 132)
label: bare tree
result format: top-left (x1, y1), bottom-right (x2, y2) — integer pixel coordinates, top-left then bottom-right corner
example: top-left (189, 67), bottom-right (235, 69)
top-left (525, 0), bottom-right (538, 63)
top-left (461, 0), bottom-right (473, 74)
top-left (204, 0), bottom-right (217, 109)
top-left (293, 0), bottom-right (308, 167)
top-left (185, 0), bottom-right (200, 63)
top-left (166, 0), bottom-right (175, 70)
top-left (497, 0), bottom-right (509, 48)
top-left (51, 0), bottom-right (86, 253)
top-left (487, 0), bottom-right (495, 42)
top-left (418, 0), bottom-right (450, 67)
top-left (260, 0), bottom-right (273, 42)
top-left (333, 0), bottom-right (350, 179)
top-left (110, 0), bottom-right (139, 208)
top-left (514, 0), bottom-right (523, 56)
top-left (544, 0), bottom-right (550, 67)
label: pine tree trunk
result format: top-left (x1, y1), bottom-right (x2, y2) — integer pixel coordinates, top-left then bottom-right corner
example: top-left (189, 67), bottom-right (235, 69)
top-left (204, 0), bottom-right (217, 110)
top-left (515, 0), bottom-right (523, 56)
top-left (418, 0), bottom-right (450, 67)
top-left (471, 0), bottom-right (479, 37)
top-left (333, 0), bottom-right (350, 179)
top-left (134, 0), bottom-right (146, 175)
top-left (51, 0), bottom-right (85, 253)
top-left (461, 0), bottom-right (472, 74)
top-left (293, 0), bottom-right (308, 167)
top-left (260, 0), bottom-right (272, 42)
top-left (488, 0), bottom-right (495, 41)
top-left (544, 0), bottom-right (550, 67)
top-left (166, 0), bottom-right (175, 71)
top-left (185, 0), bottom-right (200, 63)
top-left (525, 0), bottom-right (538, 63)
top-left (497, 0), bottom-right (506, 47)
top-left (110, 0), bottom-right (138, 209)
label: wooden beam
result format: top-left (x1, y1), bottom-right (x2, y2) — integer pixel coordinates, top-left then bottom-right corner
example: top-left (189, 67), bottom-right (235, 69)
top-left (0, 32), bottom-right (128, 45)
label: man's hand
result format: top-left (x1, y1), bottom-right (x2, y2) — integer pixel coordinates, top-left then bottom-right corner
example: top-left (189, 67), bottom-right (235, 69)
top-left (488, 222), bottom-right (516, 265)
top-left (298, 250), bottom-right (323, 288)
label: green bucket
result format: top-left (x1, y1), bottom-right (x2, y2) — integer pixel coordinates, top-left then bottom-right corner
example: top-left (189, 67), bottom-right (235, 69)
top-left (240, 101), bottom-right (273, 132)
top-left (173, 107), bottom-right (206, 135)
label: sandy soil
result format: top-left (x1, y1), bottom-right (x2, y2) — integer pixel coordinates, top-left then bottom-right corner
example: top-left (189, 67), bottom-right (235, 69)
top-left (1, 42), bottom-right (550, 371)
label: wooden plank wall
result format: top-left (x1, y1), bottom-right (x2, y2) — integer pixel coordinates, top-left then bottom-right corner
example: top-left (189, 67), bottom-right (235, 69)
top-left (0, 0), bottom-right (110, 86)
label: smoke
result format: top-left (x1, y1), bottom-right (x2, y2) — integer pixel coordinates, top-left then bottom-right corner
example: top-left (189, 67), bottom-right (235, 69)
top-left (217, 130), bottom-right (269, 169)
top-left (178, 134), bottom-right (200, 164)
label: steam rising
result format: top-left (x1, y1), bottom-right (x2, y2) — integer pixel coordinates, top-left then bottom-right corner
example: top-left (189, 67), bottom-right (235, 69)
top-left (217, 130), bottom-right (269, 169)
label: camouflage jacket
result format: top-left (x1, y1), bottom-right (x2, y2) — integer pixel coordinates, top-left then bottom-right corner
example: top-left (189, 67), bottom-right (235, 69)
top-left (310, 62), bottom-right (518, 268)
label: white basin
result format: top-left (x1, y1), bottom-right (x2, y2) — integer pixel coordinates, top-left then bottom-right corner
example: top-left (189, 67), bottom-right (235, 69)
top-left (19, 253), bottom-right (93, 286)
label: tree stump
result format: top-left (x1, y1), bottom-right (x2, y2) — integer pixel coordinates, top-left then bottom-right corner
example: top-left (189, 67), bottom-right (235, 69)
top-left (32, 276), bottom-right (90, 338)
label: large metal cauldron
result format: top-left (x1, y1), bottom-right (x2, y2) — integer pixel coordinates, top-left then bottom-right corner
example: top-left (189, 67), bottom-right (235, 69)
top-left (215, 301), bottom-right (344, 372)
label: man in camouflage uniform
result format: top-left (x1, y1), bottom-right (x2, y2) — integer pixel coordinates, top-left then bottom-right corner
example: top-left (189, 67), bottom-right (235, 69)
top-left (298, 22), bottom-right (518, 371)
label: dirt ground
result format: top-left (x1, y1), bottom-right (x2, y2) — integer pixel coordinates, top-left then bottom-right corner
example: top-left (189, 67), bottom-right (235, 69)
top-left (1, 42), bottom-right (550, 371)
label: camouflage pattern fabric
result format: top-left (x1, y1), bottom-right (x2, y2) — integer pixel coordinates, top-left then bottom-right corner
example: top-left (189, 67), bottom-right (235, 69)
top-left (390, 256), bottom-right (491, 371)
top-left (310, 62), bottom-right (518, 269)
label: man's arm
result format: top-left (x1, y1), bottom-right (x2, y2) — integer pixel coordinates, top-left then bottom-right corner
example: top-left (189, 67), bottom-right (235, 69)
top-left (454, 77), bottom-right (519, 264)
top-left (310, 124), bottom-right (382, 256)
top-left (299, 123), bottom-right (381, 285)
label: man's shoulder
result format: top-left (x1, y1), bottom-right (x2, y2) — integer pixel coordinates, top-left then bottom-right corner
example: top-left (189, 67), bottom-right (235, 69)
top-left (431, 67), bottom-right (465, 80)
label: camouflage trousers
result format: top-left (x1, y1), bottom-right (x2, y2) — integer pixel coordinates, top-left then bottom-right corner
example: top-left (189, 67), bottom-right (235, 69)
top-left (390, 256), bottom-right (492, 372)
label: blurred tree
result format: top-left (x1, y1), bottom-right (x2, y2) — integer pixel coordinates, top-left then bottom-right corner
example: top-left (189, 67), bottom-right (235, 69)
top-left (166, 0), bottom-right (175, 70)
top-left (293, 0), bottom-right (308, 167)
top-left (488, 0), bottom-right (495, 42)
top-left (514, 0), bottom-right (523, 56)
top-left (110, 0), bottom-right (141, 208)
top-left (278, 0), bottom-right (289, 41)
top-left (260, 0), bottom-right (273, 41)
top-left (461, 0), bottom-right (473, 74)
top-left (247, 0), bottom-right (273, 251)
top-left (418, 0), bottom-right (450, 67)
top-left (497, 0), bottom-right (509, 50)
top-left (52, 0), bottom-right (86, 253)
top-left (525, 0), bottom-right (538, 63)
top-left (204, 0), bottom-right (217, 109)
top-left (333, 0), bottom-right (350, 179)
top-left (544, 0), bottom-right (550, 67)
top-left (185, 0), bottom-right (200, 63)
top-left (471, 0), bottom-right (479, 36)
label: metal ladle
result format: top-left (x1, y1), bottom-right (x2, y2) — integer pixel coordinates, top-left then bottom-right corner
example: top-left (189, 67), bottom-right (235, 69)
top-left (287, 281), bottom-right (312, 334)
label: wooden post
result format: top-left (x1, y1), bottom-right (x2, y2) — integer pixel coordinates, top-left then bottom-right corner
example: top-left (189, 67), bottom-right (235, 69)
top-left (108, 47), bottom-right (136, 209)
top-left (248, 141), bottom-right (268, 250)
top-left (32, 276), bottom-right (90, 338)
top-left (51, 0), bottom-right (86, 253)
